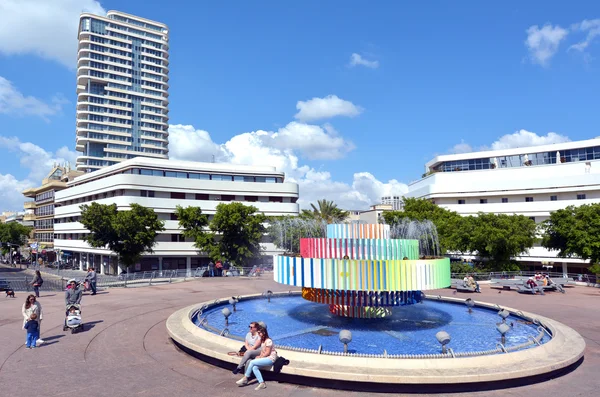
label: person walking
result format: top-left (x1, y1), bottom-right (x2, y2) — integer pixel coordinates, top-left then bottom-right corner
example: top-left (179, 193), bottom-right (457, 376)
top-left (232, 321), bottom-right (262, 374)
top-left (236, 325), bottom-right (278, 390)
top-left (208, 261), bottom-right (215, 277)
top-left (85, 267), bottom-right (97, 295)
top-left (30, 270), bottom-right (43, 298)
top-left (65, 279), bottom-right (83, 306)
top-left (22, 295), bottom-right (44, 345)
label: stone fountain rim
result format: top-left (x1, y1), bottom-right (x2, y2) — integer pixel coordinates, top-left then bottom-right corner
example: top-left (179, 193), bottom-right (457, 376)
top-left (166, 292), bottom-right (585, 385)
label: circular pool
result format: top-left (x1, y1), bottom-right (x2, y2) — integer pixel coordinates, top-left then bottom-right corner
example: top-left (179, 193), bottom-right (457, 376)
top-left (194, 295), bottom-right (546, 355)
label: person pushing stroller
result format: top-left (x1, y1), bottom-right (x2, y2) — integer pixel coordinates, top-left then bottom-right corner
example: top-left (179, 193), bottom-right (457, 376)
top-left (64, 279), bottom-right (83, 329)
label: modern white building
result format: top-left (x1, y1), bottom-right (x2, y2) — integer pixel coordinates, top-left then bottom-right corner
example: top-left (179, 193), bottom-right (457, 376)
top-left (53, 158), bottom-right (299, 275)
top-left (76, 10), bottom-right (169, 172)
top-left (381, 195), bottom-right (403, 210)
top-left (406, 138), bottom-right (600, 275)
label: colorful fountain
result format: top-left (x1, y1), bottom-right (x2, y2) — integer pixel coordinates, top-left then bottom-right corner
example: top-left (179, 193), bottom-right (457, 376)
top-left (273, 223), bottom-right (451, 318)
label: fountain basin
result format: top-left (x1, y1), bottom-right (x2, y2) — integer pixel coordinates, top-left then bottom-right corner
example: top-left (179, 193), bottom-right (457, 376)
top-left (166, 292), bottom-right (585, 385)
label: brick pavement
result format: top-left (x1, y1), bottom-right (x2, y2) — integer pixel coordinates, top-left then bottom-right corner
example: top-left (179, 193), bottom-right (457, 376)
top-left (0, 277), bottom-right (599, 397)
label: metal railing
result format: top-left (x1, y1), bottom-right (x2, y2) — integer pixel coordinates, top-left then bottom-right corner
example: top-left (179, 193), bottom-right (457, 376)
top-left (451, 271), bottom-right (595, 283)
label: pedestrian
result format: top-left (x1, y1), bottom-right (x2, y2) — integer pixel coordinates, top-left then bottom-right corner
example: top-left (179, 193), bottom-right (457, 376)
top-left (215, 260), bottom-right (223, 277)
top-left (30, 270), bottom-right (43, 298)
top-left (65, 279), bottom-right (83, 306)
top-left (208, 260), bottom-right (215, 277)
top-left (236, 325), bottom-right (278, 390)
top-left (24, 313), bottom-right (40, 349)
top-left (232, 321), bottom-right (262, 374)
top-left (22, 294), bottom-right (44, 345)
top-left (85, 267), bottom-right (97, 295)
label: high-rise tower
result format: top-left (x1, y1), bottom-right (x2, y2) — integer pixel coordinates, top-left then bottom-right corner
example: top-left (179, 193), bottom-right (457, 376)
top-left (76, 10), bottom-right (169, 172)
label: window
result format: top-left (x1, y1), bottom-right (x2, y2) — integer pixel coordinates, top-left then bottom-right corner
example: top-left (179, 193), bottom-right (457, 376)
top-left (502, 198), bottom-right (508, 203)
top-left (525, 197), bottom-right (534, 202)
top-left (529, 217), bottom-right (536, 222)
top-left (221, 195), bottom-right (235, 201)
top-left (140, 190), bottom-right (155, 197)
top-left (170, 213), bottom-right (178, 220)
top-left (195, 193), bottom-right (209, 200)
top-left (550, 195), bottom-right (558, 201)
top-left (577, 194), bottom-right (586, 200)
top-left (255, 176), bottom-right (266, 183)
top-left (189, 173), bottom-right (210, 180)
top-left (480, 199), bottom-right (487, 204)
top-left (265, 177), bottom-right (276, 183)
top-left (458, 199), bottom-right (465, 205)
top-left (171, 192), bottom-right (185, 199)
top-left (170, 234), bottom-right (185, 242)
top-left (269, 196), bottom-right (283, 203)
top-left (245, 196), bottom-right (258, 202)
top-left (212, 174), bottom-right (233, 181)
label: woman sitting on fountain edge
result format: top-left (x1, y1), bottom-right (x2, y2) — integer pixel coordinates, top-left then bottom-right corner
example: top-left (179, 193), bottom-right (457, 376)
top-left (236, 325), bottom-right (278, 390)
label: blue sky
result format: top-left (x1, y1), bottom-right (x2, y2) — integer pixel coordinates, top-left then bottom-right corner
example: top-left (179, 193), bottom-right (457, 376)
top-left (1, 0), bottom-right (600, 211)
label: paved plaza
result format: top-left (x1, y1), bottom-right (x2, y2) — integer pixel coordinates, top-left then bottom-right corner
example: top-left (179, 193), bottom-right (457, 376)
top-left (1, 276), bottom-right (599, 397)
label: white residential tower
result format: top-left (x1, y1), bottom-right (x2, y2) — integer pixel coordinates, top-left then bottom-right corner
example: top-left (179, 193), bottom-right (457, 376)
top-left (76, 10), bottom-right (169, 172)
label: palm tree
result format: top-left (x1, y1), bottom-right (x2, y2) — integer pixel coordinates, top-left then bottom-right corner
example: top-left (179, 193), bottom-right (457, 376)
top-left (302, 199), bottom-right (348, 224)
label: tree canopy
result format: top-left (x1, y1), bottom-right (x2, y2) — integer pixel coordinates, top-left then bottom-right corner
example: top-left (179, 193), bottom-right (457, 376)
top-left (0, 222), bottom-right (32, 254)
top-left (464, 213), bottom-right (537, 269)
top-left (178, 202), bottom-right (267, 266)
top-left (382, 198), bottom-right (537, 270)
top-left (80, 203), bottom-right (165, 268)
top-left (301, 199), bottom-right (348, 223)
top-left (542, 204), bottom-right (600, 265)
top-left (382, 197), bottom-right (465, 253)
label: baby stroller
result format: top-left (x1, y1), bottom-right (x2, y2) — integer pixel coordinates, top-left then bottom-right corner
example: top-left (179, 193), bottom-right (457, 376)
top-left (64, 304), bottom-right (84, 334)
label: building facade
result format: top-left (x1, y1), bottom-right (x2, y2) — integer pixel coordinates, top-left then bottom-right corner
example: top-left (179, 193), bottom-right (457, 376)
top-left (406, 138), bottom-right (600, 274)
top-left (381, 195), bottom-right (403, 210)
top-left (53, 158), bottom-right (299, 275)
top-left (22, 165), bottom-right (83, 262)
top-left (76, 10), bottom-right (169, 172)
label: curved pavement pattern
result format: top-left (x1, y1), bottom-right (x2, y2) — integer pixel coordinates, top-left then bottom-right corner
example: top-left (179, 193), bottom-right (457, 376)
top-left (1, 277), bottom-right (599, 397)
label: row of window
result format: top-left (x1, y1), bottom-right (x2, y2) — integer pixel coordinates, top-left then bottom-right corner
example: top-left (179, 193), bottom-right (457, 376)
top-left (34, 219), bottom-right (55, 230)
top-left (34, 232), bottom-right (54, 243)
top-left (457, 194), bottom-right (587, 204)
top-left (123, 168), bottom-right (284, 183)
top-left (140, 190), bottom-right (293, 203)
top-left (109, 14), bottom-right (165, 33)
top-left (35, 204), bottom-right (54, 217)
top-left (436, 145), bottom-right (600, 173)
top-left (59, 189), bottom-right (296, 206)
top-left (35, 190), bottom-right (54, 203)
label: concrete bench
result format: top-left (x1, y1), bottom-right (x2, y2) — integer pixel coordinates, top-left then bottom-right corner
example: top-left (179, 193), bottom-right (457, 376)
top-left (490, 279), bottom-right (524, 290)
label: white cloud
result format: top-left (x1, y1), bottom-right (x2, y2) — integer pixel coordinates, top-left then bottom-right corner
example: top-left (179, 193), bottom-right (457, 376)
top-left (0, 136), bottom-right (77, 181)
top-left (294, 95), bottom-right (363, 122)
top-left (0, 76), bottom-right (67, 120)
top-left (168, 123), bottom-right (403, 210)
top-left (490, 130), bottom-right (570, 150)
top-left (260, 122), bottom-right (355, 160)
top-left (569, 19), bottom-right (600, 52)
top-left (0, 174), bottom-right (34, 213)
top-left (448, 130), bottom-right (571, 154)
top-left (0, 0), bottom-right (106, 68)
top-left (525, 24), bottom-right (569, 66)
top-left (450, 140), bottom-right (474, 154)
top-left (349, 53), bottom-right (379, 69)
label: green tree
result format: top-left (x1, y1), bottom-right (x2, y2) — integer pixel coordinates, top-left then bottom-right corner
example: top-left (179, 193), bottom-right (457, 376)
top-left (175, 205), bottom-right (209, 241)
top-left (301, 199), bottom-right (348, 223)
top-left (542, 204), bottom-right (600, 266)
top-left (180, 202), bottom-right (267, 266)
top-left (466, 213), bottom-right (537, 270)
top-left (80, 203), bottom-right (165, 269)
top-left (0, 222), bottom-right (32, 255)
top-left (382, 197), bottom-right (466, 253)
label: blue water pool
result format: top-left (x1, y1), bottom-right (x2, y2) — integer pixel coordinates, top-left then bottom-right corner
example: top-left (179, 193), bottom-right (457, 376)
top-left (195, 296), bottom-right (548, 355)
